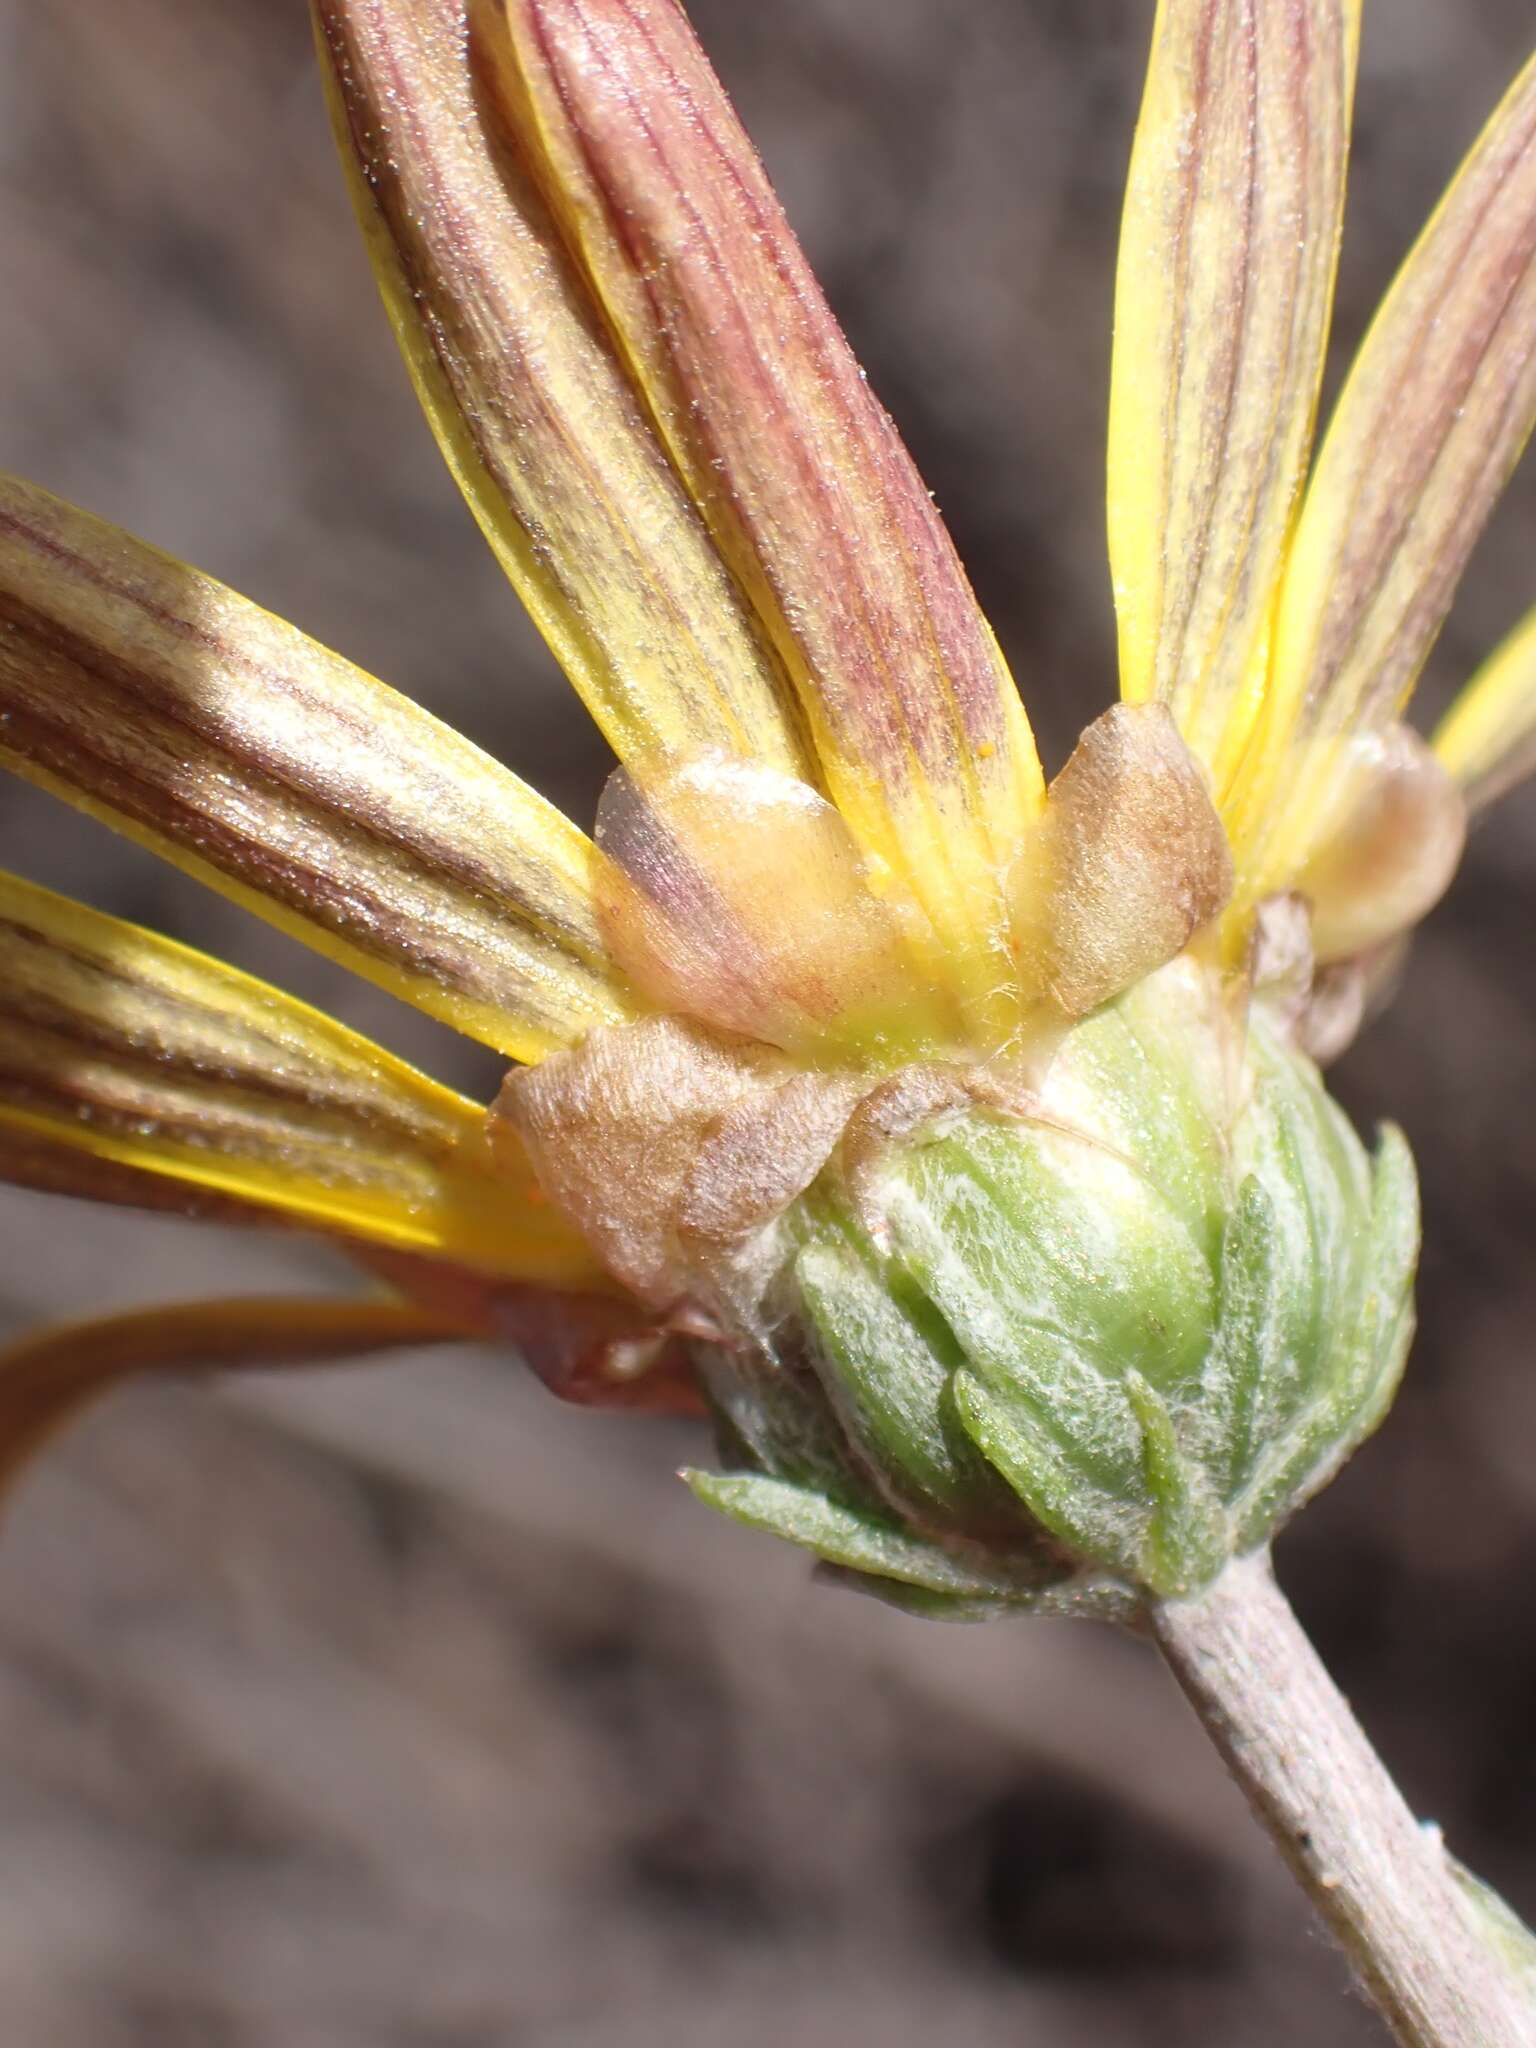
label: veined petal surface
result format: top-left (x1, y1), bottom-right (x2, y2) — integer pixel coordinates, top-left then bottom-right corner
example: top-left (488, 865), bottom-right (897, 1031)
top-left (0, 476), bottom-right (631, 1061)
top-left (1434, 603), bottom-right (1536, 814)
top-left (1234, 50), bottom-right (1536, 891)
top-left (479, 0), bottom-right (1044, 1028)
top-left (1109, 0), bottom-right (1359, 793)
top-left (0, 1119), bottom-right (275, 1227)
top-left (315, 0), bottom-right (806, 776)
top-left (0, 1296), bottom-right (468, 1500)
top-left (0, 872), bottom-right (600, 1283)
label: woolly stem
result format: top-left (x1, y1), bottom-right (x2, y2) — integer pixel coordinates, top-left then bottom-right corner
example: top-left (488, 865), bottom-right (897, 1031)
top-left (1150, 1550), bottom-right (1530, 2047)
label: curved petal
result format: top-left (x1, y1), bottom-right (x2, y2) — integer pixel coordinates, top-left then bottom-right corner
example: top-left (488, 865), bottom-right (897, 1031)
top-left (1233, 49), bottom-right (1536, 893)
top-left (1109, 0), bottom-right (1359, 792)
top-left (0, 871), bottom-right (602, 1284)
top-left (0, 475), bottom-right (633, 1061)
top-left (0, 1296), bottom-right (468, 1501)
top-left (1433, 602), bottom-right (1536, 814)
top-left (475, 0), bottom-right (1044, 1032)
top-left (313, 0), bottom-right (807, 778)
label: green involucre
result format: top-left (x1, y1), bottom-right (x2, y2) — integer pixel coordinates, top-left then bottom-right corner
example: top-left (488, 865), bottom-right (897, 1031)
top-left (688, 965), bottom-right (1419, 1609)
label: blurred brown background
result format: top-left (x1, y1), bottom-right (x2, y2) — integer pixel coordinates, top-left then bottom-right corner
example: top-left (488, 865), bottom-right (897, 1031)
top-left (1, 2), bottom-right (1534, 2042)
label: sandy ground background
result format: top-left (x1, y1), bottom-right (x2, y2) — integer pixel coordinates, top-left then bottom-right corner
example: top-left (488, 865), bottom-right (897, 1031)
top-left (1, 1), bottom-right (1534, 2041)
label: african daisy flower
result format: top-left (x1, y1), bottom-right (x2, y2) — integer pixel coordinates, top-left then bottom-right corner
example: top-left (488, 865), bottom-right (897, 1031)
top-left (2, 0), bottom-right (1535, 2038)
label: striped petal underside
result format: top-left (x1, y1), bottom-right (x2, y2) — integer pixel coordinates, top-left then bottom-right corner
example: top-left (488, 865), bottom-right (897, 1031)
top-left (0, 475), bottom-right (633, 1063)
top-left (0, 1118), bottom-right (276, 1227)
top-left (0, 870), bottom-right (603, 1284)
top-left (1434, 601), bottom-right (1536, 816)
top-left (476, 0), bottom-right (1044, 1034)
top-left (314, 0), bottom-right (808, 778)
top-left (1233, 48), bottom-right (1536, 898)
top-left (1109, 0), bottom-right (1360, 801)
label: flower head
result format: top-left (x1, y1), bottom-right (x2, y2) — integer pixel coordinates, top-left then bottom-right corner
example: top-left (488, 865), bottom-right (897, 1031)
top-left (1, 0), bottom-right (1534, 1608)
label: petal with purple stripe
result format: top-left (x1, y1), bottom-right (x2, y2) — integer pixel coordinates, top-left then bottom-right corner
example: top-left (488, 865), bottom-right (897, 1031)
top-left (477, 0), bottom-right (1043, 1030)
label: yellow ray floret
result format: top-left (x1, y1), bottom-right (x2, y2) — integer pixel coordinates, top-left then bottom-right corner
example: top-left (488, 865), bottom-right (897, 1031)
top-left (1231, 48), bottom-right (1536, 897)
top-left (0, 1116), bottom-right (282, 1227)
top-left (0, 871), bottom-right (602, 1284)
top-left (477, 0), bottom-right (1044, 1035)
top-left (0, 475), bottom-right (634, 1063)
top-left (1110, 0), bottom-right (1359, 797)
top-left (1434, 603), bottom-right (1536, 816)
top-left (313, 0), bottom-right (808, 780)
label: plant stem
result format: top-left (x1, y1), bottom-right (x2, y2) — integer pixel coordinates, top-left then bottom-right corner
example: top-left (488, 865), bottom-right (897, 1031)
top-left (1149, 1549), bottom-right (1530, 2048)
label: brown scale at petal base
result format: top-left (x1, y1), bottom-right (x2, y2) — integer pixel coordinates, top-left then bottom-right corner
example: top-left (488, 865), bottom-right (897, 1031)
top-left (1013, 704), bottom-right (1234, 1020)
top-left (493, 1015), bottom-right (866, 1322)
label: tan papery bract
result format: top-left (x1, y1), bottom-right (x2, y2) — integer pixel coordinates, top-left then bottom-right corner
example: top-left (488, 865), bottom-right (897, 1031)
top-left (1013, 705), bottom-right (1234, 1019)
top-left (497, 1016), bottom-right (782, 1307)
top-left (678, 1070), bottom-right (867, 1249)
top-left (1245, 888), bottom-right (1389, 1065)
top-left (495, 1015), bottom-right (864, 1321)
top-left (1293, 726), bottom-right (1467, 965)
top-left (594, 756), bottom-right (961, 1062)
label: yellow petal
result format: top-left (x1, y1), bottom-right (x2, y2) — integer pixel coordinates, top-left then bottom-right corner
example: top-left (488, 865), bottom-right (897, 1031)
top-left (475, 0), bottom-right (1044, 1031)
top-left (0, 870), bottom-right (602, 1285)
top-left (1233, 49), bottom-right (1536, 891)
top-left (1109, 0), bottom-right (1359, 792)
top-left (0, 1296), bottom-right (467, 1500)
top-left (1433, 603), bottom-right (1536, 814)
top-left (0, 1117), bottom-right (275, 1228)
top-left (0, 475), bottom-right (632, 1061)
top-left (313, 0), bottom-right (805, 778)
top-left (594, 756), bottom-right (962, 1063)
